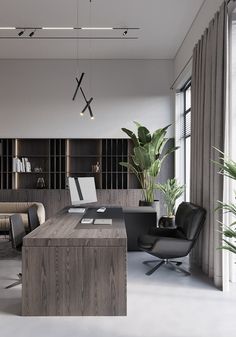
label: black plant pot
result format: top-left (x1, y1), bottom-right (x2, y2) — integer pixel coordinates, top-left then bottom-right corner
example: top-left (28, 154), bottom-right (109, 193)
top-left (158, 216), bottom-right (175, 228)
top-left (139, 200), bottom-right (159, 224)
top-left (139, 200), bottom-right (159, 209)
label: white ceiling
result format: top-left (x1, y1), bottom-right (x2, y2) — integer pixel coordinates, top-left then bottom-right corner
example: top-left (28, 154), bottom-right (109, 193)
top-left (0, 0), bottom-right (205, 59)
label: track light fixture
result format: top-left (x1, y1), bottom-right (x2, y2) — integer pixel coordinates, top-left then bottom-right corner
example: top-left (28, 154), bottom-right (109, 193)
top-left (29, 29), bottom-right (36, 37)
top-left (0, 26), bottom-right (139, 40)
top-left (18, 29), bottom-right (25, 36)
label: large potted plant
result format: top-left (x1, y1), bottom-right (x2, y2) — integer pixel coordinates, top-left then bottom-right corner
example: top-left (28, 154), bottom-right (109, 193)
top-left (156, 178), bottom-right (185, 228)
top-left (120, 122), bottom-right (178, 208)
top-left (214, 151), bottom-right (236, 254)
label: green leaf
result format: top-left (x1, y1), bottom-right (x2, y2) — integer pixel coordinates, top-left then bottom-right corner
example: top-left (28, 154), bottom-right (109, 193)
top-left (133, 121), bottom-right (142, 129)
top-left (151, 128), bottom-right (167, 155)
top-left (134, 146), bottom-right (151, 170)
top-left (119, 162), bottom-right (140, 177)
top-left (222, 239), bottom-right (236, 252)
top-left (144, 143), bottom-right (156, 162)
top-left (149, 159), bottom-right (161, 177)
top-left (138, 126), bottom-right (151, 146)
top-left (156, 178), bottom-right (185, 216)
top-left (161, 146), bottom-right (179, 162)
top-left (121, 128), bottom-right (139, 147)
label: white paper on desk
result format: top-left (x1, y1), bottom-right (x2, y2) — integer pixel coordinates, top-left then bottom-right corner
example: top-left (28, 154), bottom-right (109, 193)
top-left (94, 219), bottom-right (112, 225)
top-left (68, 208), bottom-right (86, 213)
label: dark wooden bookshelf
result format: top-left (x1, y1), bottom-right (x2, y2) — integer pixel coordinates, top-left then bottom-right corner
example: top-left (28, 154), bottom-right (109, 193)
top-left (0, 138), bottom-right (140, 190)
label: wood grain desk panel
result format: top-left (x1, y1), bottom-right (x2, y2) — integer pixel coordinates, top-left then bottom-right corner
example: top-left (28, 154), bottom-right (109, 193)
top-left (22, 207), bottom-right (127, 316)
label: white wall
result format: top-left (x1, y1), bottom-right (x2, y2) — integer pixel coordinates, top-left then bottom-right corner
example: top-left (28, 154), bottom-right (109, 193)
top-left (174, 0), bottom-right (223, 80)
top-left (0, 59), bottom-right (174, 138)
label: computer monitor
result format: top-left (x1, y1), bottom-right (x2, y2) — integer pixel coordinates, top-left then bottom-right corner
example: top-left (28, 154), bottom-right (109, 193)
top-left (68, 177), bottom-right (97, 206)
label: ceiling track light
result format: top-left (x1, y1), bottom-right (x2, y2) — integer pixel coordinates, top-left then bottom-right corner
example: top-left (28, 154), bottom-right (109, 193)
top-left (29, 29), bottom-right (36, 37)
top-left (18, 29), bottom-right (25, 37)
top-left (0, 26), bottom-right (139, 40)
top-left (0, 26), bottom-right (139, 30)
top-left (0, 36), bottom-right (138, 40)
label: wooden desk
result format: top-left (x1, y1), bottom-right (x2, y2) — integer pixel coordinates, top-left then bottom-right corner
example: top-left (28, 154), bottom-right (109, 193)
top-left (22, 207), bottom-right (127, 316)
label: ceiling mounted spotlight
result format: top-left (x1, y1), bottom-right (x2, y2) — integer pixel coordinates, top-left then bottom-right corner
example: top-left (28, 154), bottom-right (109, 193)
top-left (18, 29), bottom-right (25, 36)
top-left (29, 29), bottom-right (36, 37)
top-left (123, 29), bottom-right (128, 36)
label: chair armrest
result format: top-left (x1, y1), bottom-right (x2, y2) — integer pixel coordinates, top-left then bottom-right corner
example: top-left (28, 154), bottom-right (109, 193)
top-left (151, 237), bottom-right (192, 258)
top-left (149, 227), bottom-right (186, 239)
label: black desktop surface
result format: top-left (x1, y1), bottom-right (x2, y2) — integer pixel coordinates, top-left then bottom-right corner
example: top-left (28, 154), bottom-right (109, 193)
top-left (84, 207), bottom-right (123, 219)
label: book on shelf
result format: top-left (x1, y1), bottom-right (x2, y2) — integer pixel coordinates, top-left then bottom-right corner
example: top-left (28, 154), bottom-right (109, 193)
top-left (26, 161), bottom-right (31, 172)
top-left (12, 157), bottom-right (31, 173)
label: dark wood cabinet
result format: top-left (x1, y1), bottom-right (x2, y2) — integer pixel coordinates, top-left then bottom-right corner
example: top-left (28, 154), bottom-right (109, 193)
top-left (0, 138), bottom-right (140, 190)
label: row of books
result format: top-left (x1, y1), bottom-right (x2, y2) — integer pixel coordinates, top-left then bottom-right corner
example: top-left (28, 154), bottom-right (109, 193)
top-left (13, 157), bottom-right (32, 172)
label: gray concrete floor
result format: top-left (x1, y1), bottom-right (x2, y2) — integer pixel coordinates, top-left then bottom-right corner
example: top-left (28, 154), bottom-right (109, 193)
top-left (0, 252), bottom-right (235, 337)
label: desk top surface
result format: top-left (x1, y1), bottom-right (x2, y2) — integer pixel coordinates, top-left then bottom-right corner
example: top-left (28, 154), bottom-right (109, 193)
top-left (23, 207), bottom-right (127, 247)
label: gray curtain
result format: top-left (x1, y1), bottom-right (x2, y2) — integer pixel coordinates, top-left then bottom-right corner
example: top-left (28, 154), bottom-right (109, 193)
top-left (190, 2), bottom-right (227, 288)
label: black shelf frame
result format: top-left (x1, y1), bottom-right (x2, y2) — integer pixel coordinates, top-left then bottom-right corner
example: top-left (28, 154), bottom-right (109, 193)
top-left (0, 138), bottom-right (140, 190)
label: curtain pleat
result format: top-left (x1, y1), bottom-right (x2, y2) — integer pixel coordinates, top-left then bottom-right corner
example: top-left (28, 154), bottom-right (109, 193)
top-left (190, 2), bottom-right (227, 288)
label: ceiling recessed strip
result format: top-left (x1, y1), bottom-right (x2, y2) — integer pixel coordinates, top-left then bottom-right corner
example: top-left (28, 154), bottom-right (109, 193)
top-left (0, 27), bottom-right (16, 30)
top-left (0, 26), bottom-right (139, 30)
top-left (81, 27), bottom-right (113, 30)
top-left (0, 36), bottom-right (138, 40)
top-left (42, 27), bottom-right (74, 30)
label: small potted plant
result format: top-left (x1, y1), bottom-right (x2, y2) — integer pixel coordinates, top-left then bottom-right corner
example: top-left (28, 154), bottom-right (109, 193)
top-left (156, 178), bottom-right (185, 227)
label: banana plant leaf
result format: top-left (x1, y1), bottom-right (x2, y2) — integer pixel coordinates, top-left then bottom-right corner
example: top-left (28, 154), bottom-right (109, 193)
top-left (119, 161), bottom-right (140, 177)
top-left (121, 128), bottom-right (139, 147)
top-left (151, 125), bottom-right (171, 155)
top-left (161, 146), bottom-right (179, 162)
top-left (148, 159), bottom-right (161, 177)
top-left (138, 126), bottom-right (152, 146)
top-left (134, 146), bottom-right (151, 170)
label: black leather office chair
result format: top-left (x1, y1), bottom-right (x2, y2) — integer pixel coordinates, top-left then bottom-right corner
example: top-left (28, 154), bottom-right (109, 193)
top-left (138, 202), bottom-right (206, 276)
top-left (5, 214), bottom-right (26, 289)
top-left (27, 205), bottom-right (40, 232)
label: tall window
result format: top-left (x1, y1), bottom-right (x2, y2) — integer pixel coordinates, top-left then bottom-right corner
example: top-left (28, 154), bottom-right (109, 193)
top-left (181, 80), bottom-right (191, 201)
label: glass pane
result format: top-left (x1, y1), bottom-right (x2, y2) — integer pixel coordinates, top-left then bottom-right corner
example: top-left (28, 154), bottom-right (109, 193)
top-left (185, 137), bottom-right (191, 202)
top-left (185, 86), bottom-right (191, 111)
top-left (185, 111), bottom-right (191, 137)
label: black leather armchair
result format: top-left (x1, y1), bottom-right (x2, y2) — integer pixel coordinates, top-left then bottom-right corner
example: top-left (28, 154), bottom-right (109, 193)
top-left (138, 202), bottom-right (206, 276)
